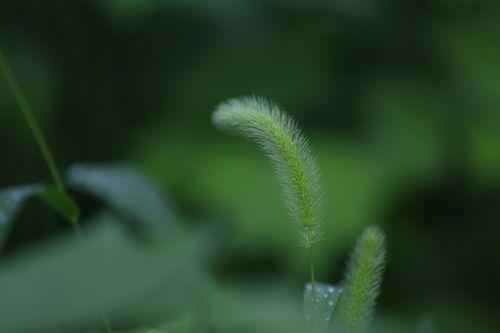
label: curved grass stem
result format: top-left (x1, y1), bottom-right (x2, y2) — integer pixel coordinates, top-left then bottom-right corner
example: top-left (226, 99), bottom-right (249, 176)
top-left (213, 96), bottom-right (325, 329)
top-left (212, 97), bottom-right (324, 248)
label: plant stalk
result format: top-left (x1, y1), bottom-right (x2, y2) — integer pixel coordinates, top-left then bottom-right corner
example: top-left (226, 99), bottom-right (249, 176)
top-left (308, 247), bottom-right (317, 302)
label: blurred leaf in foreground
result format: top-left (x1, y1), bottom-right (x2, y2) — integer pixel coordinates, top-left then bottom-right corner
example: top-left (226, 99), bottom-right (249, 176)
top-left (0, 214), bottom-right (209, 333)
top-left (67, 164), bottom-right (176, 231)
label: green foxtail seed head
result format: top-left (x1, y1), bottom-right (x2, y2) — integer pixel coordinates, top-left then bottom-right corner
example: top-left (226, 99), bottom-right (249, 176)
top-left (334, 226), bottom-right (386, 332)
top-left (212, 97), bottom-right (323, 249)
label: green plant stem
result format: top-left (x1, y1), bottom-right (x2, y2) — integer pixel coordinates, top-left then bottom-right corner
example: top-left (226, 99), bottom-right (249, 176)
top-left (308, 246), bottom-right (320, 332)
top-left (308, 247), bottom-right (317, 302)
top-left (0, 50), bottom-right (65, 194)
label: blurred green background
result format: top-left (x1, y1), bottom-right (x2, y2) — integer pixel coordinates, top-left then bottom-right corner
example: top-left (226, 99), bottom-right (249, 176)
top-left (1, 0), bottom-right (500, 332)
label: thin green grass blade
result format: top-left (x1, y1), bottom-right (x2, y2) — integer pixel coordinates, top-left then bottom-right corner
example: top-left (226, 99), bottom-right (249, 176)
top-left (0, 50), bottom-right (79, 226)
top-left (0, 50), bottom-right (65, 193)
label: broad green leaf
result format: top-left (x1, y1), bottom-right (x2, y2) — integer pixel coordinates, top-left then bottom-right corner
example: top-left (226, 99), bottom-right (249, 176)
top-left (0, 184), bottom-right (43, 248)
top-left (37, 186), bottom-right (79, 224)
top-left (67, 164), bottom-right (175, 230)
top-left (303, 282), bottom-right (342, 329)
top-left (0, 215), bottom-right (208, 333)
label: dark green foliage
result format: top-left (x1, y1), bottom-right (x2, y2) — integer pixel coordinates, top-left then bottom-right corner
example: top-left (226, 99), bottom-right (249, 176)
top-left (1, 1), bottom-right (499, 331)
